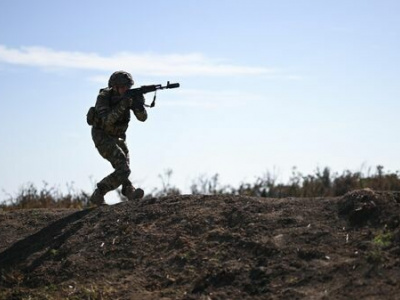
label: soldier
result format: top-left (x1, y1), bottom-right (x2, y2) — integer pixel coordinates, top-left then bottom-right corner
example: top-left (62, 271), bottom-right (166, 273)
top-left (89, 71), bottom-right (147, 205)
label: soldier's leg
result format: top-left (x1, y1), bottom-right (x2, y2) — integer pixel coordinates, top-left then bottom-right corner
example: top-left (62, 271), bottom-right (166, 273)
top-left (96, 140), bottom-right (131, 193)
top-left (116, 138), bottom-right (133, 189)
top-left (90, 139), bottom-right (131, 205)
top-left (117, 138), bottom-right (144, 200)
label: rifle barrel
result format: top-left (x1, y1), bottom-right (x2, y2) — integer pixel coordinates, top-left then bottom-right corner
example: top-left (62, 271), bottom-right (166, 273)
top-left (166, 82), bottom-right (180, 89)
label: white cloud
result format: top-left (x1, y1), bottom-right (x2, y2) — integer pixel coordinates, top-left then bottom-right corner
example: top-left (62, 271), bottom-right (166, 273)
top-left (0, 45), bottom-right (275, 77)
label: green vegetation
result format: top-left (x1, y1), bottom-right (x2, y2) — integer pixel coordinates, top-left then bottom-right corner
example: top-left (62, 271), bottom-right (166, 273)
top-left (367, 231), bottom-right (395, 264)
top-left (372, 231), bottom-right (394, 248)
top-left (1, 166), bottom-right (400, 210)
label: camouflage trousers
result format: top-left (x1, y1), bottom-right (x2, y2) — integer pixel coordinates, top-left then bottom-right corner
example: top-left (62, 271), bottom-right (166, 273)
top-left (94, 134), bottom-right (132, 194)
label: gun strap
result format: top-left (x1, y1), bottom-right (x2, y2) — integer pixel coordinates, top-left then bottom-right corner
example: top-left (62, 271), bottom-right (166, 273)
top-left (150, 90), bottom-right (157, 107)
top-left (143, 90), bottom-right (159, 108)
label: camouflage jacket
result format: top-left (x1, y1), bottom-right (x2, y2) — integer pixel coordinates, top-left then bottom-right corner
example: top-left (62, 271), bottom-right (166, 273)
top-left (92, 88), bottom-right (147, 144)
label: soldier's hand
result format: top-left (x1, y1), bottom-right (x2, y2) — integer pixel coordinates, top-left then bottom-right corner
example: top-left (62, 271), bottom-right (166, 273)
top-left (131, 95), bottom-right (145, 111)
top-left (132, 101), bottom-right (145, 112)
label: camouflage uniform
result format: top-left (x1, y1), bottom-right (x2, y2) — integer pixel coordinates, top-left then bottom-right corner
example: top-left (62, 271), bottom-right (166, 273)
top-left (91, 86), bottom-right (147, 202)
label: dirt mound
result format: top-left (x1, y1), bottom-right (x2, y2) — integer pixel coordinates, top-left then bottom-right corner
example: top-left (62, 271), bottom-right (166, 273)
top-left (1, 191), bottom-right (400, 299)
top-left (338, 189), bottom-right (400, 228)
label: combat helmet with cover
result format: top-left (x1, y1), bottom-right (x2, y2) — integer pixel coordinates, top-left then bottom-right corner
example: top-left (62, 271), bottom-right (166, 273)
top-left (108, 71), bottom-right (134, 88)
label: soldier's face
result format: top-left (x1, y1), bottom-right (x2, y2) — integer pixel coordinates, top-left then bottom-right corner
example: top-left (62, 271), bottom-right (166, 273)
top-left (116, 85), bottom-right (130, 96)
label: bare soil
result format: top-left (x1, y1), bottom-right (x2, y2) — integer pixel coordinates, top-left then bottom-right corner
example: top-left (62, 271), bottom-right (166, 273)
top-left (1, 189), bottom-right (400, 299)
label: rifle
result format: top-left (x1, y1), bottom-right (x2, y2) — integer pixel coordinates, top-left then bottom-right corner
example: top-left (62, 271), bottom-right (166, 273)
top-left (124, 81), bottom-right (180, 108)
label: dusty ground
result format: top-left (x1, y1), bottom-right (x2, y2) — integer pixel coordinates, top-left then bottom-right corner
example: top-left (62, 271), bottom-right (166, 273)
top-left (1, 189), bottom-right (400, 299)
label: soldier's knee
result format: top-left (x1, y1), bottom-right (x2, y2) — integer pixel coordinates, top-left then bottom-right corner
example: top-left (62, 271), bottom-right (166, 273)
top-left (122, 167), bottom-right (131, 179)
top-left (116, 164), bottom-right (131, 180)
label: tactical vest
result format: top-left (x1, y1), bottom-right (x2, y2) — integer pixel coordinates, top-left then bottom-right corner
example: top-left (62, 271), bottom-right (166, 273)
top-left (87, 88), bottom-right (131, 137)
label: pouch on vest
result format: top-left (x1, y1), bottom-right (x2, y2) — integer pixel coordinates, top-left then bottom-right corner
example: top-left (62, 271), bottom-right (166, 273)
top-left (86, 106), bottom-right (96, 126)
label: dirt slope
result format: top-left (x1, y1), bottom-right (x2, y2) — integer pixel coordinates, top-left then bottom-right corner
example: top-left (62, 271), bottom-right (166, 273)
top-left (1, 189), bottom-right (400, 299)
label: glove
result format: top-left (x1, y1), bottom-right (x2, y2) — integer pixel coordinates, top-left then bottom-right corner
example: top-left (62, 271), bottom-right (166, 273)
top-left (132, 102), bottom-right (145, 112)
top-left (131, 95), bottom-right (145, 111)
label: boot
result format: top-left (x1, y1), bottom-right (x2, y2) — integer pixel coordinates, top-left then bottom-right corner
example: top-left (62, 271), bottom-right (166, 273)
top-left (90, 188), bottom-right (106, 206)
top-left (122, 185), bottom-right (144, 201)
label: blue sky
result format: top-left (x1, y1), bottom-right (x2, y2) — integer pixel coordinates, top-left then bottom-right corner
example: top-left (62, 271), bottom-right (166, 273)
top-left (1, 0), bottom-right (399, 202)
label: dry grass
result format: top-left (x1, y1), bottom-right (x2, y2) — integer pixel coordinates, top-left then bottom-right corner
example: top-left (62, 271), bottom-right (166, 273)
top-left (2, 165), bottom-right (400, 209)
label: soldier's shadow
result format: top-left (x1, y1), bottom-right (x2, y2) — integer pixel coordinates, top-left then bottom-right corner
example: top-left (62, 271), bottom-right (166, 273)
top-left (0, 208), bottom-right (94, 273)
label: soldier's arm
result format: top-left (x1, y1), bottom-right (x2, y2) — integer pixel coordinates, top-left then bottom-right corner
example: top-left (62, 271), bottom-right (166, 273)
top-left (132, 94), bottom-right (148, 122)
top-left (95, 91), bottom-right (132, 126)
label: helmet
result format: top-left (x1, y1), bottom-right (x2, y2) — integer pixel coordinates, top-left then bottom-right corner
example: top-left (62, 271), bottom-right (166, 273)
top-left (108, 71), bottom-right (134, 88)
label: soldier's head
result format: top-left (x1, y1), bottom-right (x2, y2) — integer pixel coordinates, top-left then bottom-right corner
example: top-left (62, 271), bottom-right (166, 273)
top-left (108, 71), bottom-right (134, 95)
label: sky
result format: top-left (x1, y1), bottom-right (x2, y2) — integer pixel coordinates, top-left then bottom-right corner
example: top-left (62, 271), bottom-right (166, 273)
top-left (0, 0), bottom-right (399, 203)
